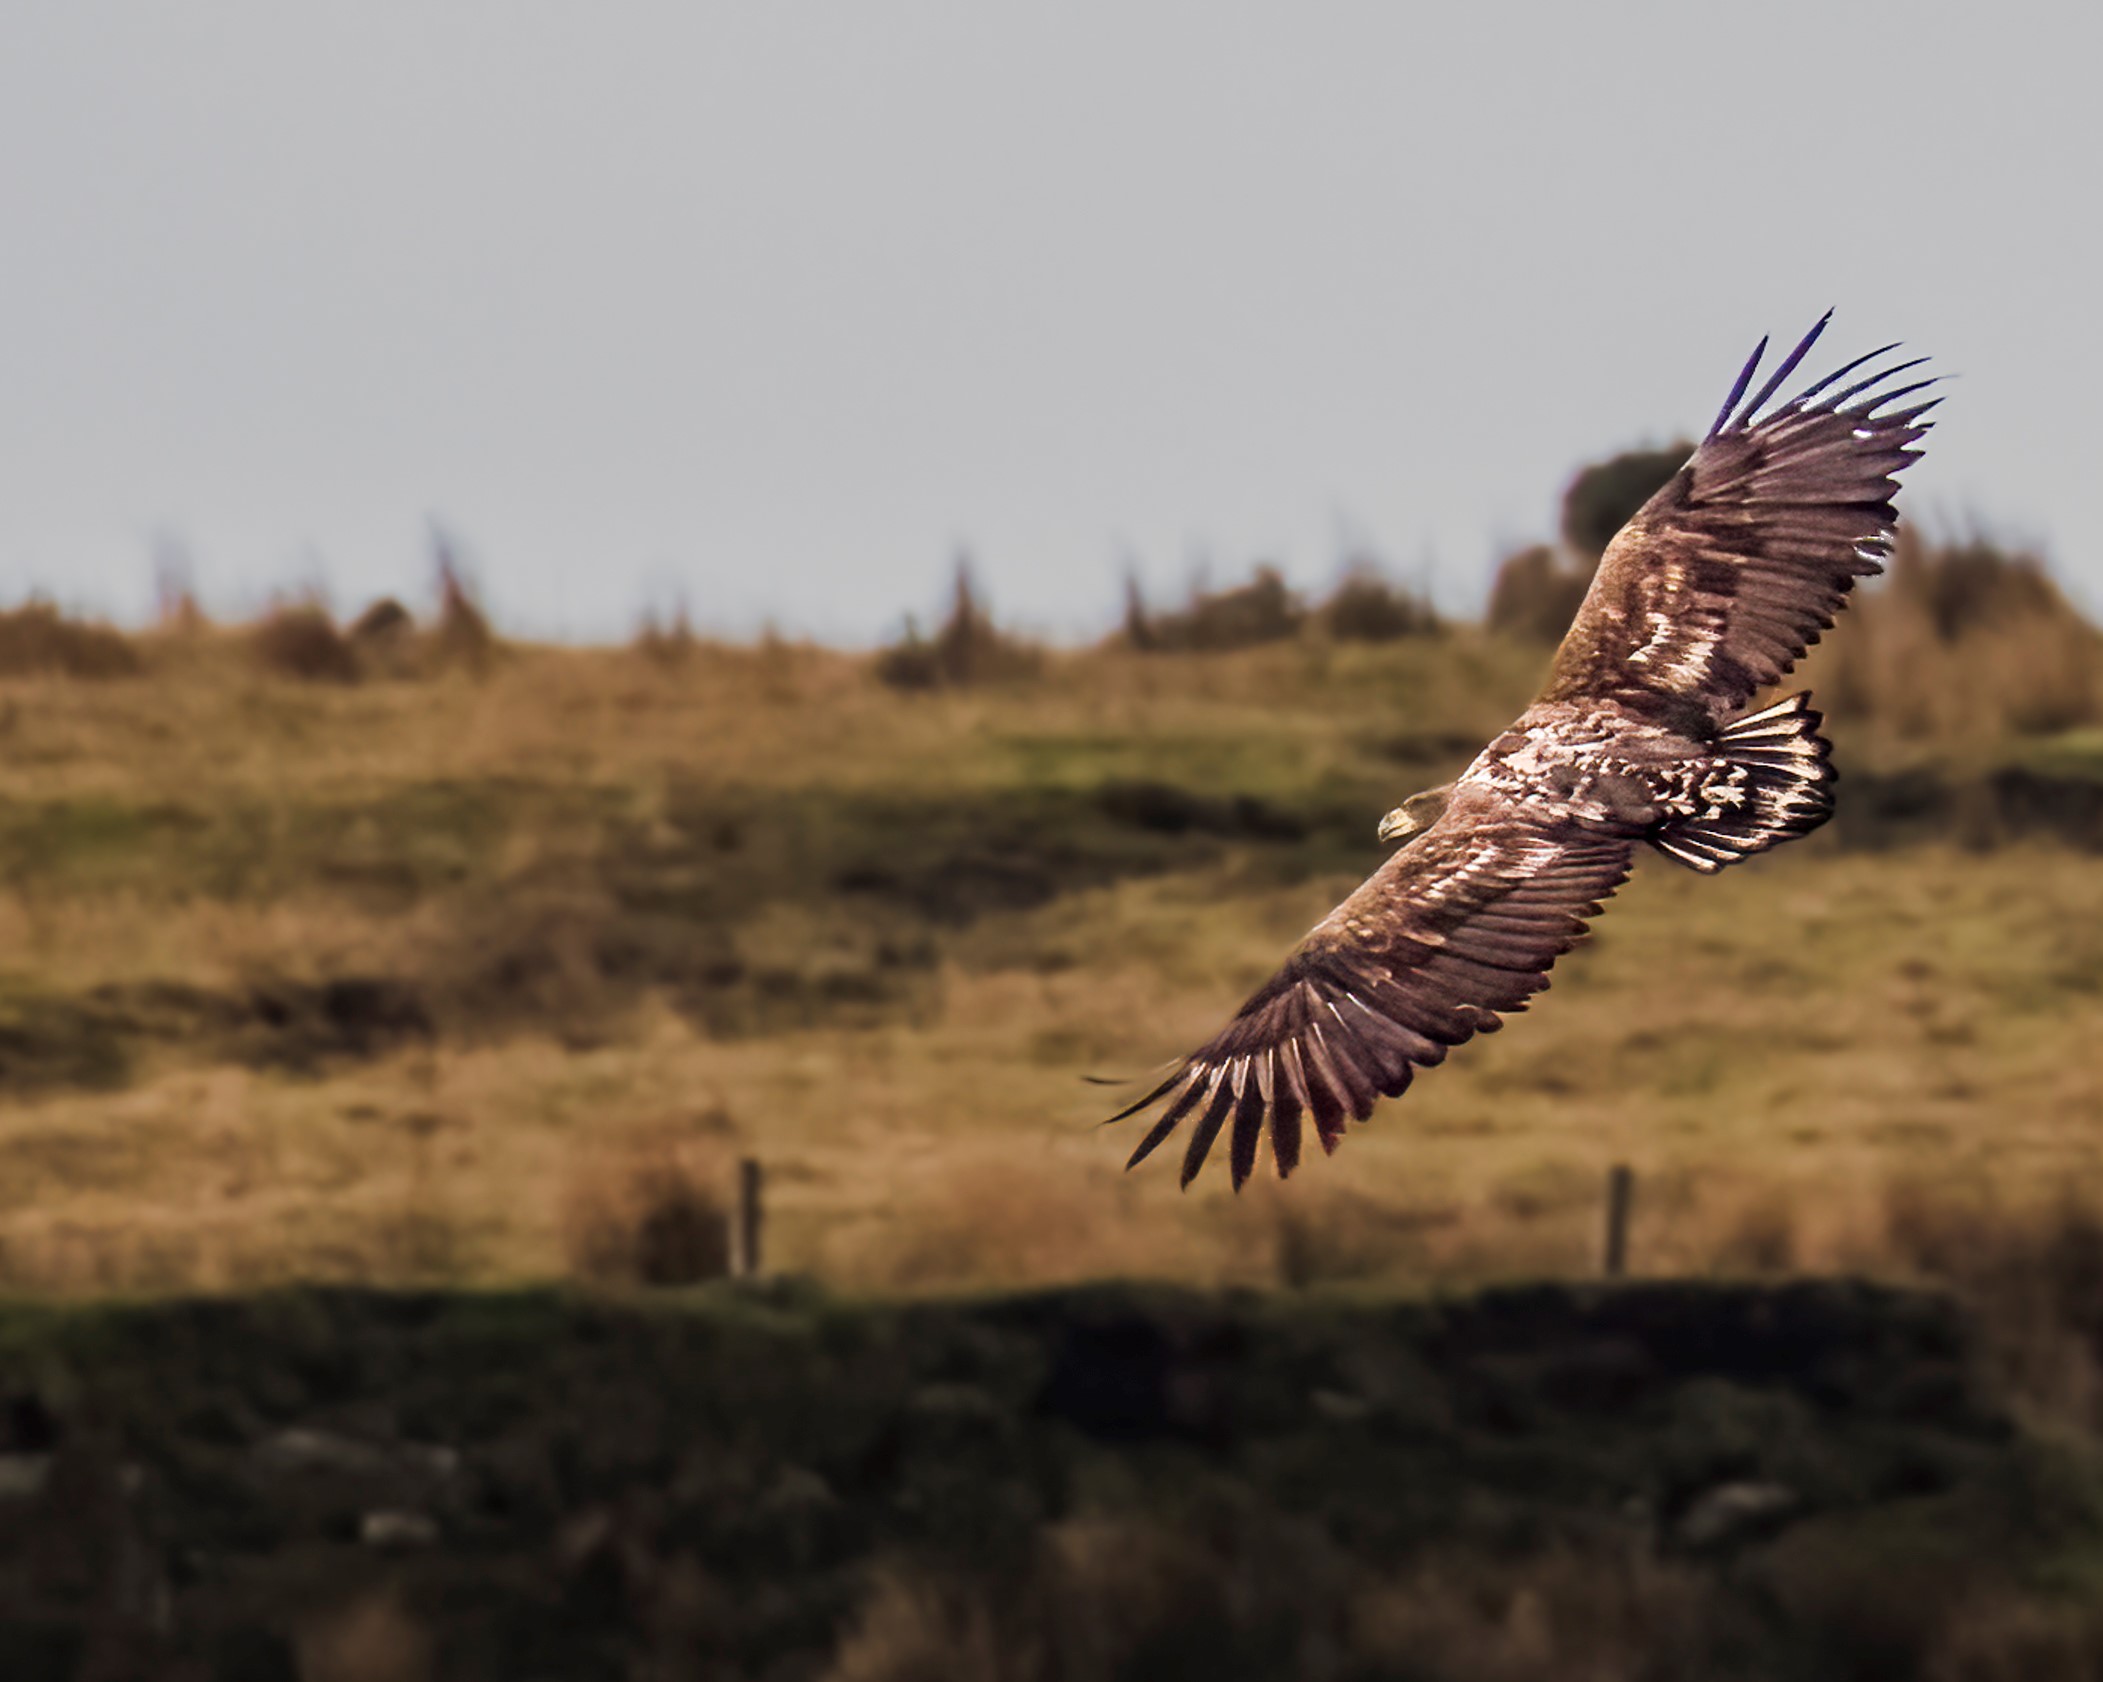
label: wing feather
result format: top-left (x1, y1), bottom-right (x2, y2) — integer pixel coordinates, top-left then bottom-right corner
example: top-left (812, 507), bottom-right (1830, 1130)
top-left (1179, 1072), bottom-right (1238, 1186)
top-left (1113, 794), bottom-right (1633, 1188)
top-left (1229, 1067), bottom-right (1268, 1189)
top-left (1540, 318), bottom-right (1935, 731)
top-left (1118, 1070), bottom-right (1207, 1169)
top-left (1297, 1024), bottom-right (1352, 1150)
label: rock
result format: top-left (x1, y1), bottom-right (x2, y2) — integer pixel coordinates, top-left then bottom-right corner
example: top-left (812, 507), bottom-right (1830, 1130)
top-left (552, 1505), bottom-right (619, 1572)
top-left (0, 1452), bottom-right (53, 1501)
top-left (1311, 1388), bottom-right (1372, 1423)
top-left (415, 1444), bottom-right (461, 1482)
top-left (360, 1509), bottom-right (440, 1550)
top-left (1675, 1481), bottom-right (1800, 1551)
top-left (905, 1383), bottom-right (1003, 1426)
top-left (762, 1466), bottom-right (837, 1516)
top-left (255, 1428), bottom-right (397, 1481)
top-left (901, 1383), bottom-right (1007, 1449)
top-left (253, 1427), bottom-right (456, 1485)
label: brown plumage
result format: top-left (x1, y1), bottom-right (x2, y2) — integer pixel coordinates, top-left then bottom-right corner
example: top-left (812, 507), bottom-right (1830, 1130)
top-left (1110, 314), bottom-right (1937, 1188)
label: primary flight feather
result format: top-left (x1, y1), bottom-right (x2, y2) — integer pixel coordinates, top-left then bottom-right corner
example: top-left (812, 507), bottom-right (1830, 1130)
top-left (1110, 314), bottom-right (1937, 1190)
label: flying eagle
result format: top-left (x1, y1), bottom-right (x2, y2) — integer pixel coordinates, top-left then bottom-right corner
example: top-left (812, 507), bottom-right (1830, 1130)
top-left (1111, 314), bottom-right (1936, 1189)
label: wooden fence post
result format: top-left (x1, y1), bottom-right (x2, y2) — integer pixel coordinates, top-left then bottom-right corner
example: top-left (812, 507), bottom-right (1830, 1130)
top-left (1602, 1163), bottom-right (1634, 1278)
top-left (733, 1157), bottom-right (764, 1279)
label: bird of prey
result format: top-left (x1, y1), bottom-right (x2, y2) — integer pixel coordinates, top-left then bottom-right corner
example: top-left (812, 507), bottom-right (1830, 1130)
top-left (1110, 314), bottom-right (1936, 1189)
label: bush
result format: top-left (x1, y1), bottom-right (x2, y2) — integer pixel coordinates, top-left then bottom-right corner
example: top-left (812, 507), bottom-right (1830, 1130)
top-left (1908, 537), bottom-right (2068, 639)
top-left (1138, 565), bottom-right (1304, 652)
top-left (1485, 544), bottom-right (1590, 644)
top-left (349, 596), bottom-right (413, 645)
top-left (1119, 571), bottom-right (1157, 651)
top-left (433, 554), bottom-right (497, 672)
top-left (1319, 568), bottom-right (1440, 642)
top-left (152, 554), bottom-right (208, 637)
top-left (875, 559), bottom-right (1038, 690)
top-left (633, 603), bottom-right (697, 668)
top-left (872, 615), bottom-right (943, 691)
top-left (562, 1137), bottom-right (733, 1286)
top-left (1562, 440), bottom-right (1692, 557)
top-left (0, 602), bottom-right (142, 679)
top-left (1806, 529), bottom-right (2103, 738)
top-left (249, 603), bottom-right (360, 683)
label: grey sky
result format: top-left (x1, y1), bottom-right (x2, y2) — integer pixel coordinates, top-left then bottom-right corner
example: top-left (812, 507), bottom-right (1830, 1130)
top-left (2, 4), bottom-right (2096, 644)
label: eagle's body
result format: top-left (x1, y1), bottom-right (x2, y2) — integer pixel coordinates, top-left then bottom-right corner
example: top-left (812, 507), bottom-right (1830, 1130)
top-left (1473, 700), bottom-right (1729, 837)
top-left (1112, 315), bottom-right (1935, 1188)
top-left (1462, 689), bottom-right (1830, 864)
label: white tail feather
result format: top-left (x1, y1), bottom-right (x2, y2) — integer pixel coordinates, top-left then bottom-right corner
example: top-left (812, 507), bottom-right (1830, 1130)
top-left (1653, 693), bottom-right (1834, 875)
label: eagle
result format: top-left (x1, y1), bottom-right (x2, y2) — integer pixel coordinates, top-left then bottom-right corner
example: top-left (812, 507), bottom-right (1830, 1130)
top-left (1110, 314), bottom-right (1936, 1190)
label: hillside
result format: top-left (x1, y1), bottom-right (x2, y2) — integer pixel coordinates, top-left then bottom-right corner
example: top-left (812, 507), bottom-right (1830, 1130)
top-left (0, 622), bottom-right (2098, 1301)
top-left (1, 584), bottom-right (2101, 1677)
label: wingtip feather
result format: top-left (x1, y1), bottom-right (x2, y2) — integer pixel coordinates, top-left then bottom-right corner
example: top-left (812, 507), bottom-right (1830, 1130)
top-left (1102, 1060), bottom-right (1199, 1126)
top-left (1734, 313), bottom-right (1831, 430)
top-left (1709, 334), bottom-right (1768, 440)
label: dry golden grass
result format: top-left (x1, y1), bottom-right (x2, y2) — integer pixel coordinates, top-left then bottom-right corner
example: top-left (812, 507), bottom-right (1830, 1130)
top-left (1796, 528), bottom-right (2103, 739)
top-left (1, 838), bottom-right (2097, 1307)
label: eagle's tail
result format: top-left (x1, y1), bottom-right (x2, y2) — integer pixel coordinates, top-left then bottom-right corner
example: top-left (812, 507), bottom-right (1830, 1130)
top-left (1653, 693), bottom-right (1834, 874)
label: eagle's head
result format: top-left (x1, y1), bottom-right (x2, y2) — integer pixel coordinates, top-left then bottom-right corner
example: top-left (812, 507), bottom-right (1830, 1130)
top-left (1377, 782), bottom-right (1453, 847)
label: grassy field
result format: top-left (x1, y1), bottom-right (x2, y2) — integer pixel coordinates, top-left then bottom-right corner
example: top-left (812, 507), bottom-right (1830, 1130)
top-left (5, 616), bottom-right (2103, 1677)
top-left (2, 627), bottom-right (2098, 1307)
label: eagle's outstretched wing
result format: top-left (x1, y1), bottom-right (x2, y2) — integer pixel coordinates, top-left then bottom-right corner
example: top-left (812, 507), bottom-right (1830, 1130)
top-left (1539, 313), bottom-right (1938, 733)
top-left (1109, 790), bottom-right (1633, 1189)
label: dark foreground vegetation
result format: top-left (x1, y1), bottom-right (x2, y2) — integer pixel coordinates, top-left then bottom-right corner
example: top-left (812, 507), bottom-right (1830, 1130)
top-left (5, 1280), bottom-right (2103, 1681)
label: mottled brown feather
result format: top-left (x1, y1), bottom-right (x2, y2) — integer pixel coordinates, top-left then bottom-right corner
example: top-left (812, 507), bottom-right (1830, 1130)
top-left (1112, 784), bottom-right (1633, 1188)
top-left (1538, 322), bottom-right (1935, 734)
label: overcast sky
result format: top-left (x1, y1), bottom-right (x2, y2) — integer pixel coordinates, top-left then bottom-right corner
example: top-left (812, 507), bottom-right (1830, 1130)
top-left (2, 5), bottom-right (2096, 644)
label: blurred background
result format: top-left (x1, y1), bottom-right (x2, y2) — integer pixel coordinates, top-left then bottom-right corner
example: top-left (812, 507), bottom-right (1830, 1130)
top-left (4, 6), bottom-right (2103, 1679)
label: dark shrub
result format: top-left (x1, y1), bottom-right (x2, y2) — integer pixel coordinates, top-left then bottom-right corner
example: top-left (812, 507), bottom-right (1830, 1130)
top-left (1806, 528), bottom-right (2103, 737)
top-left (876, 559), bottom-right (1039, 690)
top-left (1145, 566), bottom-right (1304, 652)
top-left (0, 603), bottom-right (142, 679)
top-left (633, 603), bottom-right (697, 668)
top-left (349, 597), bottom-right (413, 645)
top-left (430, 526), bottom-right (498, 672)
top-left (873, 615), bottom-right (943, 691)
top-left (564, 1146), bottom-right (732, 1286)
top-left (250, 603), bottom-right (360, 683)
top-left (1120, 571), bottom-right (1158, 651)
top-left (1320, 569), bottom-right (1440, 642)
top-left (1485, 544), bottom-right (1589, 644)
top-left (1561, 440), bottom-right (1692, 557)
